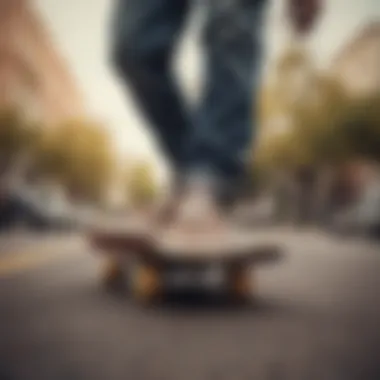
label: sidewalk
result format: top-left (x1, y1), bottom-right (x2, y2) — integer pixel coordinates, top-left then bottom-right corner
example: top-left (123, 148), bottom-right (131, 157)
top-left (0, 229), bottom-right (82, 256)
top-left (0, 229), bottom-right (29, 254)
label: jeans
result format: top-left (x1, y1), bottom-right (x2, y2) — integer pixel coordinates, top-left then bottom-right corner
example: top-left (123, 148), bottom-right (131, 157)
top-left (112, 0), bottom-right (267, 200)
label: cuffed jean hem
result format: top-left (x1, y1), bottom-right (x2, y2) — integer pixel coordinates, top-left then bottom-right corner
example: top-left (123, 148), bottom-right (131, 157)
top-left (180, 166), bottom-right (243, 207)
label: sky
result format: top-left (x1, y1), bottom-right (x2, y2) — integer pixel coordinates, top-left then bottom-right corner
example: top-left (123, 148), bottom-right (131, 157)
top-left (35, 0), bottom-right (380, 168)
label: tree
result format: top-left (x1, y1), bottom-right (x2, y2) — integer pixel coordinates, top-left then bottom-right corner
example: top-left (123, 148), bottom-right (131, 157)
top-left (257, 65), bottom-right (354, 169)
top-left (289, 75), bottom-right (351, 166)
top-left (342, 93), bottom-right (380, 161)
top-left (255, 48), bottom-right (354, 224)
top-left (0, 107), bottom-right (29, 170)
top-left (256, 45), bottom-right (317, 171)
top-left (34, 119), bottom-right (116, 202)
top-left (0, 107), bottom-right (47, 183)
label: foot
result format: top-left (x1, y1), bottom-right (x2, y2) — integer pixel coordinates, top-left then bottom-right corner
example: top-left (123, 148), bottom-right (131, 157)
top-left (162, 176), bottom-right (229, 239)
top-left (150, 173), bottom-right (185, 228)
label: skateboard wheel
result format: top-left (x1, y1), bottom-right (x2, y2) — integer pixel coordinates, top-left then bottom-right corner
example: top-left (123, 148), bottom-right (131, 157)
top-left (131, 263), bottom-right (161, 304)
top-left (102, 258), bottom-right (123, 285)
top-left (101, 258), bottom-right (126, 293)
top-left (229, 268), bottom-right (251, 302)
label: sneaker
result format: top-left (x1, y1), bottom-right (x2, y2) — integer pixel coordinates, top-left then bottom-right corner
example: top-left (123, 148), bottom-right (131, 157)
top-left (162, 175), bottom-right (229, 238)
top-left (150, 172), bottom-right (186, 228)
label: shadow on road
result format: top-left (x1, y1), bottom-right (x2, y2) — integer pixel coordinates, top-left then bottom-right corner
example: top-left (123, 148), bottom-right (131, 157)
top-left (97, 275), bottom-right (313, 319)
top-left (134, 292), bottom-right (311, 320)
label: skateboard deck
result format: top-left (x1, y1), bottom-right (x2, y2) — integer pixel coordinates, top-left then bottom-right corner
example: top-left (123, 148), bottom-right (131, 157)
top-left (89, 223), bottom-right (283, 303)
top-left (89, 226), bottom-right (282, 267)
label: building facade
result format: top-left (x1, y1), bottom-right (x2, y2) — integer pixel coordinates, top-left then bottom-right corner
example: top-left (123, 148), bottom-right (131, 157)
top-left (0, 0), bottom-right (86, 124)
top-left (330, 21), bottom-right (380, 97)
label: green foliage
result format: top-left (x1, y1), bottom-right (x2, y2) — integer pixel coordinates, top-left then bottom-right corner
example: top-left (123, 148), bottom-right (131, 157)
top-left (0, 106), bottom-right (44, 177)
top-left (289, 76), bottom-right (351, 165)
top-left (34, 119), bottom-right (115, 202)
top-left (256, 45), bottom-right (380, 172)
top-left (0, 107), bottom-right (116, 203)
top-left (342, 93), bottom-right (380, 160)
top-left (257, 88), bottom-right (380, 172)
top-left (0, 107), bottom-right (30, 157)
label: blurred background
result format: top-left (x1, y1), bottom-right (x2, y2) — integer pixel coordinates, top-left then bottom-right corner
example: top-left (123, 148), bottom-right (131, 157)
top-left (0, 0), bottom-right (379, 232)
top-left (0, 1), bottom-right (380, 379)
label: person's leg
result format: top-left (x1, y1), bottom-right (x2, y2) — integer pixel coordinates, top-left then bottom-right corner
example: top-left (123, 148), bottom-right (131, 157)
top-left (167, 0), bottom-right (268, 233)
top-left (187, 0), bottom-right (268, 205)
top-left (111, 0), bottom-right (190, 172)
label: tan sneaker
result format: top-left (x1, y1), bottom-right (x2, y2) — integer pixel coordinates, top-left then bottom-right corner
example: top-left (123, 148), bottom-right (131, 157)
top-left (162, 177), bottom-right (229, 238)
top-left (150, 173), bottom-right (185, 228)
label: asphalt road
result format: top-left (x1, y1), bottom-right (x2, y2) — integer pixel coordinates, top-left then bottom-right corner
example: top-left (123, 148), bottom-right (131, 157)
top-left (1, 229), bottom-right (380, 380)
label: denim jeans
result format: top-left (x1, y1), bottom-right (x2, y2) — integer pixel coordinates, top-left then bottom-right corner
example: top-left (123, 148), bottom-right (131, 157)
top-left (112, 0), bottom-right (267, 200)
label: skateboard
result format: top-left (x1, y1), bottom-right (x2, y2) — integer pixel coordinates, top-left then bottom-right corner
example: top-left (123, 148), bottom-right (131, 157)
top-left (89, 227), bottom-right (282, 304)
